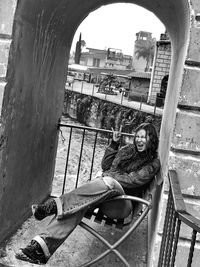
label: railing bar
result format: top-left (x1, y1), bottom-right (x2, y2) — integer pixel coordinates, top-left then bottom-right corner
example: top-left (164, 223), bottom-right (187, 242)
top-left (140, 96), bottom-right (142, 110)
top-left (178, 212), bottom-right (200, 232)
top-left (59, 123), bottom-right (135, 137)
top-left (170, 218), bottom-right (181, 267)
top-left (89, 131), bottom-right (98, 181)
top-left (158, 189), bottom-right (173, 266)
top-left (75, 129), bottom-right (86, 188)
top-left (163, 191), bottom-right (174, 266)
top-left (166, 209), bottom-right (177, 266)
top-left (168, 170), bottom-right (186, 212)
top-left (62, 127), bottom-right (73, 195)
top-left (187, 229), bottom-right (197, 267)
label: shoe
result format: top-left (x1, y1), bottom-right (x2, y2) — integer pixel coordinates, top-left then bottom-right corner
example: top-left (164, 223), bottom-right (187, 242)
top-left (32, 199), bottom-right (57, 220)
top-left (15, 240), bottom-right (47, 265)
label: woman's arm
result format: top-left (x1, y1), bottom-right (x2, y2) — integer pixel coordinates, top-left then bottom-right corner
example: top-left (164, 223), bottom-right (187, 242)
top-left (111, 158), bottom-right (160, 189)
top-left (101, 127), bottom-right (122, 171)
top-left (101, 140), bottom-right (119, 171)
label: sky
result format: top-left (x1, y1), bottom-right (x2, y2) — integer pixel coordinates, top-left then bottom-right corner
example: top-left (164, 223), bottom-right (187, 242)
top-left (71, 3), bottom-right (166, 56)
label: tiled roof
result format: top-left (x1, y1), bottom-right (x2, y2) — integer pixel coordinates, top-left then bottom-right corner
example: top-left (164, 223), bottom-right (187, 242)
top-left (128, 72), bottom-right (151, 79)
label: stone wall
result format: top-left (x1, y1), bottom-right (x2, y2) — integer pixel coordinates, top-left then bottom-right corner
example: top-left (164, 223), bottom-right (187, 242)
top-left (0, 0), bottom-right (69, 243)
top-left (63, 90), bottom-right (162, 133)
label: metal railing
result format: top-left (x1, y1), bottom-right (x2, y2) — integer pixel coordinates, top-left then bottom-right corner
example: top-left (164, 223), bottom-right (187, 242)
top-left (65, 81), bottom-right (163, 115)
top-left (57, 123), bottom-right (135, 195)
top-left (158, 170), bottom-right (200, 267)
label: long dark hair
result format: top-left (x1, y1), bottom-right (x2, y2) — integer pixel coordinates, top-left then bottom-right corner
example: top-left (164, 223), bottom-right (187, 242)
top-left (134, 123), bottom-right (159, 159)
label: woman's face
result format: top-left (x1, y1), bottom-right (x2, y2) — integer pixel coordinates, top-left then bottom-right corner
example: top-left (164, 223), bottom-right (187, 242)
top-left (135, 129), bottom-right (149, 152)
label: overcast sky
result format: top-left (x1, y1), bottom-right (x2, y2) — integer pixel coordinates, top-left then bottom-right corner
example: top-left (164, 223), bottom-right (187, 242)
top-left (71, 3), bottom-right (166, 56)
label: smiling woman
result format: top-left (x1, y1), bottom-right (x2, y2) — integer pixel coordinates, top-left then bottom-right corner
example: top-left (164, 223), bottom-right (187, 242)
top-left (135, 129), bottom-right (149, 152)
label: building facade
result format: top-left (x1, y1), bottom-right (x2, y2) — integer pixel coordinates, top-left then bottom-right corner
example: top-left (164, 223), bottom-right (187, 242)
top-left (80, 47), bottom-right (132, 70)
top-left (132, 31), bottom-right (155, 72)
top-left (148, 33), bottom-right (171, 105)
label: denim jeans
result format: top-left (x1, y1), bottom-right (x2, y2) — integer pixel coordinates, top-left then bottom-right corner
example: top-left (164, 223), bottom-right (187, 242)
top-left (33, 177), bottom-right (124, 260)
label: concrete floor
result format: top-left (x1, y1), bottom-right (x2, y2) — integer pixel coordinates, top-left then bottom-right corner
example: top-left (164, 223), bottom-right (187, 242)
top-left (0, 212), bottom-right (147, 267)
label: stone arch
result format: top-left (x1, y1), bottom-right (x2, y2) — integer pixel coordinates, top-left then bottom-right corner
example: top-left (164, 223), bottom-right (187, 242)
top-left (1, 1), bottom-right (200, 266)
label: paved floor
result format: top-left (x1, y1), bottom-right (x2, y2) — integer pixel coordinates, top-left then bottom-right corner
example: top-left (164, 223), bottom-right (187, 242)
top-left (66, 81), bottom-right (163, 117)
top-left (0, 213), bottom-right (147, 267)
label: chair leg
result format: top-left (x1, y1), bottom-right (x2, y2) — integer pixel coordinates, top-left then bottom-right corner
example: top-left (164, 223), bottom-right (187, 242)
top-left (79, 195), bottom-right (152, 267)
top-left (79, 221), bottom-right (130, 267)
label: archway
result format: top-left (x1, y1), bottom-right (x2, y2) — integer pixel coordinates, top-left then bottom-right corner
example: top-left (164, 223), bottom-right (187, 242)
top-left (0, 1), bottom-right (192, 266)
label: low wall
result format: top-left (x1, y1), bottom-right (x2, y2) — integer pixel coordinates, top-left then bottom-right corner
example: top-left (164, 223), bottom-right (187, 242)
top-left (63, 90), bottom-right (162, 133)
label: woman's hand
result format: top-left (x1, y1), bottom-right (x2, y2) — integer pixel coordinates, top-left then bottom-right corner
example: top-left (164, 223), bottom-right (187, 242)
top-left (112, 125), bottom-right (122, 143)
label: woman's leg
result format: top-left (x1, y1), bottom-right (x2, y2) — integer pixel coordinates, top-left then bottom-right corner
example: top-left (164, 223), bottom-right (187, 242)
top-left (16, 177), bottom-right (124, 264)
top-left (15, 209), bottom-right (87, 265)
top-left (34, 208), bottom-right (87, 261)
top-left (57, 176), bottom-right (124, 219)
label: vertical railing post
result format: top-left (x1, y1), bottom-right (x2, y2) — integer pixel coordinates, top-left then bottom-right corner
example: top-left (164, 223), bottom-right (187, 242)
top-left (162, 191), bottom-right (174, 266)
top-left (140, 95), bottom-right (142, 110)
top-left (187, 230), bottom-right (197, 267)
top-left (154, 98), bottom-right (157, 114)
top-left (165, 208), bottom-right (177, 266)
top-left (89, 132), bottom-right (98, 181)
top-left (92, 84), bottom-right (95, 96)
top-left (75, 129), bottom-right (86, 188)
top-left (62, 127), bottom-right (73, 195)
top-left (81, 81), bottom-right (84, 94)
top-left (121, 91), bottom-right (124, 105)
top-left (158, 189), bottom-right (173, 266)
top-left (170, 218), bottom-right (181, 267)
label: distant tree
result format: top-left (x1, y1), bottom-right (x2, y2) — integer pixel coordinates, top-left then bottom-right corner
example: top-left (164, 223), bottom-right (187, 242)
top-left (80, 40), bottom-right (86, 49)
top-left (75, 33), bottom-right (86, 64)
top-left (134, 38), bottom-right (156, 72)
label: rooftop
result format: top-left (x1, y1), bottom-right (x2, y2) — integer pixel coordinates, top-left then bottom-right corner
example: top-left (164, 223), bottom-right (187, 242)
top-left (128, 72), bottom-right (151, 79)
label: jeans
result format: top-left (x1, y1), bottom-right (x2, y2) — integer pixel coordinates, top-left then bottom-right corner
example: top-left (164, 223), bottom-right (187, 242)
top-left (33, 176), bottom-right (124, 260)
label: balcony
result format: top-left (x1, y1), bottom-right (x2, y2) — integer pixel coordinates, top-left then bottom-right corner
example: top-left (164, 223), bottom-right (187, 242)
top-left (1, 122), bottom-right (199, 267)
top-left (0, 121), bottom-right (148, 267)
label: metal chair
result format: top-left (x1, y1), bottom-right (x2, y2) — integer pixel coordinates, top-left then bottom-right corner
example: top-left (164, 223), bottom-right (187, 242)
top-left (78, 189), bottom-right (153, 267)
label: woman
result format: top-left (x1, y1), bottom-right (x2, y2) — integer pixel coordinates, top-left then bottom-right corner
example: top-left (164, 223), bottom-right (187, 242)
top-left (15, 122), bottom-right (160, 265)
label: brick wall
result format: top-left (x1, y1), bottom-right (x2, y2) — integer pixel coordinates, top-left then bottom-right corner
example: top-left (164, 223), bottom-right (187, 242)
top-left (149, 40), bottom-right (171, 104)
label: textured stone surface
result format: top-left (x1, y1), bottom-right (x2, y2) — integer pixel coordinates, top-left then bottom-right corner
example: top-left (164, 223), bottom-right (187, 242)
top-left (171, 110), bottom-right (200, 152)
top-left (179, 68), bottom-right (200, 106)
top-left (190, 0), bottom-right (200, 12)
top-left (187, 23), bottom-right (200, 62)
top-left (0, 83), bottom-right (5, 113)
top-left (0, 40), bottom-right (11, 78)
top-left (0, 0), bottom-right (16, 35)
top-left (169, 152), bottom-right (200, 196)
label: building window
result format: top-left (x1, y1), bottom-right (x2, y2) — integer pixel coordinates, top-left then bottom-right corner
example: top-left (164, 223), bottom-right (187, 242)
top-left (93, 58), bottom-right (100, 67)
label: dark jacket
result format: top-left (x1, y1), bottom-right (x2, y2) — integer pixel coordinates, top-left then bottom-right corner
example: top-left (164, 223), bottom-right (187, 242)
top-left (101, 140), bottom-right (160, 196)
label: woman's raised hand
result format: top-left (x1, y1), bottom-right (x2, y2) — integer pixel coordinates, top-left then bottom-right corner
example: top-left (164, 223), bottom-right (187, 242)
top-left (111, 125), bottom-right (122, 143)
